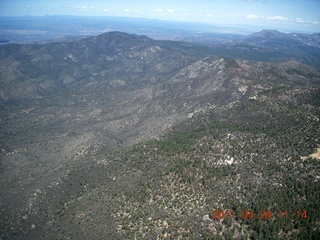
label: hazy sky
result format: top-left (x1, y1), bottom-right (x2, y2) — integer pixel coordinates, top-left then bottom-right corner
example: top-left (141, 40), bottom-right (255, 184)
top-left (1, 0), bottom-right (319, 32)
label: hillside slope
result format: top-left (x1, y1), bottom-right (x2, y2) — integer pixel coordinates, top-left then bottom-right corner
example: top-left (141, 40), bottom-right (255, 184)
top-left (0, 32), bottom-right (319, 239)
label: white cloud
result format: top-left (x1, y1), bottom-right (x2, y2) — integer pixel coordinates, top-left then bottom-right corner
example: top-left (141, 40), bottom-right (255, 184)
top-left (150, 8), bottom-right (174, 13)
top-left (267, 16), bottom-right (288, 21)
top-left (264, 15), bottom-right (319, 25)
top-left (247, 14), bottom-right (263, 19)
top-left (74, 6), bottom-right (87, 10)
top-left (295, 18), bottom-right (305, 23)
top-left (103, 9), bottom-right (109, 12)
top-left (72, 6), bottom-right (97, 12)
top-left (151, 9), bottom-right (163, 13)
top-left (124, 9), bottom-right (130, 12)
top-left (295, 18), bottom-right (319, 25)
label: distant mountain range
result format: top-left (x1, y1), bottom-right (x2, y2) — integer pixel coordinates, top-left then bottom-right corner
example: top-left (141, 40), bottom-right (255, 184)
top-left (0, 31), bottom-right (319, 239)
top-left (194, 29), bottom-right (320, 69)
top-left (0, 31), bottom-right (319, 147)
top-left (1, 31), bottom-right (319, 101)
top-left (1, 16), bottom-right (319, 69)
top-left (245, 29), bottom-right (320, 48)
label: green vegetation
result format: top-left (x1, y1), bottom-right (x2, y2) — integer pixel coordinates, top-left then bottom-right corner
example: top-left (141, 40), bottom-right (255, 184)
top-left (1, 86), bottom-right (319, 240)
top-left (66, 86), bottom-right (319, 239)
top-left (1, 30), bottom-right (320, 239)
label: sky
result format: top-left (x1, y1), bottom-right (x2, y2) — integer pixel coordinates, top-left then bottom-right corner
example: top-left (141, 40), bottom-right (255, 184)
top-left (1, 0), bottom-right (319, 33)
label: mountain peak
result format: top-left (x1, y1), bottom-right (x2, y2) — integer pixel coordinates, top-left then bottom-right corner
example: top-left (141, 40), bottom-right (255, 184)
top-left (249, 29), bottom-right (286, 38)
top-left (87, 31), bottom-right (153, 44)
top-left (244, 29), bottom-right (305, 49)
